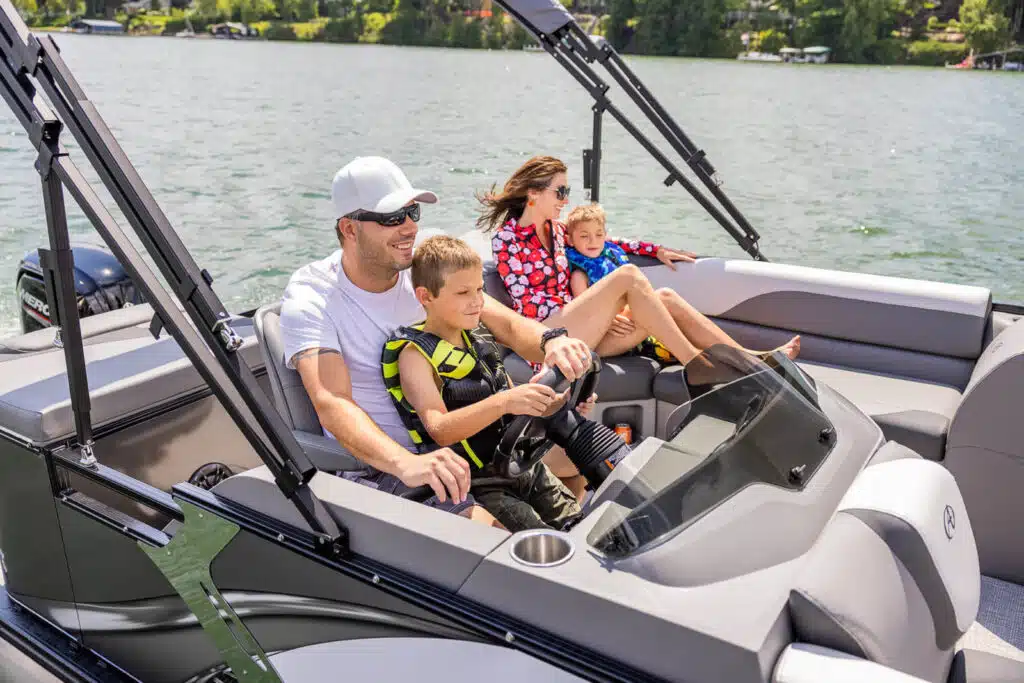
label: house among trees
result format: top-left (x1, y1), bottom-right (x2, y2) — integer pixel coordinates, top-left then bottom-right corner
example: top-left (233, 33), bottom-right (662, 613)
top-left (67, 17), bottom-right (124, 32)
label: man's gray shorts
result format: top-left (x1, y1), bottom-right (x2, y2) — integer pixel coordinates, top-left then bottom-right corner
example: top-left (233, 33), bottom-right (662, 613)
top-left (341, 468), bottom-right (476, 516)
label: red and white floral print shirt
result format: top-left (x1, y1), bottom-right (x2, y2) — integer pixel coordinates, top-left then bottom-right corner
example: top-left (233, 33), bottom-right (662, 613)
top-left (491, 217), bottom-right (659, 322)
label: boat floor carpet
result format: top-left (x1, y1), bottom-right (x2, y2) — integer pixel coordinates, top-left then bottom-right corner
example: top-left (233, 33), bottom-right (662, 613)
top-left (959, 575), bottom-right (1024, 663)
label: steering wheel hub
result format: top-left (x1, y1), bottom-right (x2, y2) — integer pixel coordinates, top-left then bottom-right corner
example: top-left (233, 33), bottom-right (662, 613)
top-left (494, 353), bottom-right (627, 488)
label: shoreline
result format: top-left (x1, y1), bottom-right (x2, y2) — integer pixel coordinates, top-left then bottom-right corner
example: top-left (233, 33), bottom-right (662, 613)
top-left (36, 29), bottom-right (1018, 72)
top-left (28, 9), bottom-right (1012, 69)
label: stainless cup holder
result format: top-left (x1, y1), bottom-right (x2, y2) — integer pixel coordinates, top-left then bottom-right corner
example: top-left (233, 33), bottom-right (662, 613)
top-left (509, 530), bottom-right (575, 568)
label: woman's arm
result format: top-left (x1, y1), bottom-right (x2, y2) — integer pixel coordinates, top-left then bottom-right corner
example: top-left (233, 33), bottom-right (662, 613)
top-left (491, 232), bottom-right (528, 315)
top-left (610, 237), bottom-right (696, 268)
top-left (609, 236), bottom-right (659, 256)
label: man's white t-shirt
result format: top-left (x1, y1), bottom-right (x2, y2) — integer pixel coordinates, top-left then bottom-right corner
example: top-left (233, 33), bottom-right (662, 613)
top-left (279, 250), bottom-right (424, 449)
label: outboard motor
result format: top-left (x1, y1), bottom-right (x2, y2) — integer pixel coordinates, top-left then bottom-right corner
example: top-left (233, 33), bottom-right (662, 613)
top-left (15, 246), bottom-right (144, 334)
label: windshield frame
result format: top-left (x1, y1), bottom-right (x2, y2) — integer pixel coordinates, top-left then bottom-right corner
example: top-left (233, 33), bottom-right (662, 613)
top-left (586, 346), bottom-right (836, 559)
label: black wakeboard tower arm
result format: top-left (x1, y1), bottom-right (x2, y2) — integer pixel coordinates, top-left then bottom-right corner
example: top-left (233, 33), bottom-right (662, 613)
top-left (495, 0), bottom-right (766, 261)
top-left (0, 0), bottom-right (346, 552)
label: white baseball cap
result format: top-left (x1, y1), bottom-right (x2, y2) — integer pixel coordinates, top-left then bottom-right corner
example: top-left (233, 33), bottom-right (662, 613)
top-left (331, 156), bottom-right (438, 219)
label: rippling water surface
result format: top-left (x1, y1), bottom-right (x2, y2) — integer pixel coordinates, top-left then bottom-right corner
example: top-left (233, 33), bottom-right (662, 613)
top-left (2, 35), bottom-right (1022, 337)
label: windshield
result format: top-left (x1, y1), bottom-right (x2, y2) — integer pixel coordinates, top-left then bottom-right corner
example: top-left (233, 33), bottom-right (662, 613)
top-left (587, 345), bottom-right (835, 559)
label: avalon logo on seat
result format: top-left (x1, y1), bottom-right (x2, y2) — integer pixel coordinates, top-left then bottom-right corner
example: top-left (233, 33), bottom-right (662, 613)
top-left (943, 505), bottom-right (956, 540)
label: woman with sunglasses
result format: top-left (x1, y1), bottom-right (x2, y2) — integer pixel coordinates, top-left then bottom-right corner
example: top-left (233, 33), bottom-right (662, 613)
top-left (478, 155), bottom-right (800, 369)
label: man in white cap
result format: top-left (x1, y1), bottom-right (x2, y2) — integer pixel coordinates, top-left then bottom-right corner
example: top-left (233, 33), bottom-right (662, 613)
top-left (280, 156), bottom-right (592, 526)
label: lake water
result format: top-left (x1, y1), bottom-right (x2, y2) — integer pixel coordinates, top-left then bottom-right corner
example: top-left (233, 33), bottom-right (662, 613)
top-left (2, 34), bottom-right (1022, 338)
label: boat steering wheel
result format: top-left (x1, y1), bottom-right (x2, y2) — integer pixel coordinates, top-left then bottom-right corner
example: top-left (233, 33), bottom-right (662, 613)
top-left (397, 352), bottom-right (601, 503)
top-left (492, 352), bottom-right (601, 480)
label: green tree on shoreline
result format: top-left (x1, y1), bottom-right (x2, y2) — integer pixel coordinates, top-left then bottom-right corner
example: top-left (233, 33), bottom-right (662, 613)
top-left (958, 0), bottom-right (1011, 52)
top-left (12, 0), bottom-right (1020, 66)
top-left (838, 0), bottom-right (895, 62)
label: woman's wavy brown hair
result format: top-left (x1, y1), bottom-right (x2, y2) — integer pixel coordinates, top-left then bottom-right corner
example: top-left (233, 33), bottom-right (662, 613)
top-left (475, 155), bottom-right (567, 232)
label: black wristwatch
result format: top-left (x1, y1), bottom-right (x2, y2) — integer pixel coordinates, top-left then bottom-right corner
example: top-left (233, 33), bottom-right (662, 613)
top-left (540, 327), bottom-right (568, 355)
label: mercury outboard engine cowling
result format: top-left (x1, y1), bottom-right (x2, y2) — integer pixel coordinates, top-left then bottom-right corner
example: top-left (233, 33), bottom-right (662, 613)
top-left (15, 246), bottom-right (144, 334)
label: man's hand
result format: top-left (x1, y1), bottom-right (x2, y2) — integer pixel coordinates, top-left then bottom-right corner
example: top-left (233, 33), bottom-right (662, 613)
top-left (656, 246), bottom-right (697, 270)
top-left (537, 334), bottom-right (592, 381)
top-left (502, 384), bottom-right (562, 416)
top-left (393, 448), bottom-right (471, 504)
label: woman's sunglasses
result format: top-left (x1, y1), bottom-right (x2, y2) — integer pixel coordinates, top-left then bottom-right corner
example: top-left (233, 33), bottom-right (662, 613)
top-left (549, 185), bottom-right (571, 201)
top-left (350, 202), bottom-right (421, 227)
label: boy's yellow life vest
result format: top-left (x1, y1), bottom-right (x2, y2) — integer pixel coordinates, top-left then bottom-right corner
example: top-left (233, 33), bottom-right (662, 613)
top-left (381, 324), bottom-right (512, 469)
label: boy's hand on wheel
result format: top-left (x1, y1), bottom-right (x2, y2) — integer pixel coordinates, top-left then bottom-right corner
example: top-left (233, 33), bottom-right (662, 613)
top-left (503, 384), bottom-right (560, 417)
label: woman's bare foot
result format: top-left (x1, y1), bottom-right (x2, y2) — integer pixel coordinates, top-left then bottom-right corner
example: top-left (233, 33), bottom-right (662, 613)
top-left (744, 335), bottom-right (801, 361)
top-left (775, 335), bottom-right (801, 360)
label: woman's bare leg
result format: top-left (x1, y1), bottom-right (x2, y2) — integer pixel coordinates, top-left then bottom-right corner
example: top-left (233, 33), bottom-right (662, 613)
top-left (544, 265), bottom-right (704, 365)
top-left (656, 288), bottom-right (801, 360)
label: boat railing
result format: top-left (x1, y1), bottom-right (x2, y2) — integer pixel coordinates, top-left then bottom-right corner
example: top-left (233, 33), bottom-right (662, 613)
top-left (0, 0), bottom-right (348, 552)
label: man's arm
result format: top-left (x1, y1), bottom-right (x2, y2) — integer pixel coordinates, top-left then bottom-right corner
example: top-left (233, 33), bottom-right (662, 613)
top-left (481, 293), bottom-right (592, 380)
top-left (293, 348), bottom-right (409, 472)
top-left (293, 348), bottom-right (470, 504)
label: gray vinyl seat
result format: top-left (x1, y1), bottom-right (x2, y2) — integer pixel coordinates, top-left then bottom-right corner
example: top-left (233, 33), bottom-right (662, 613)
top-left (796, 362), bottom-right (962, 461)
top-left (268, 637), bottom-right (585, 681)
top-left (0, 303), bottom-right (155, 355)
top-left (0, 309), bottom-right (265, 445)
top-left (253, 302), bottom-right (362, 473)
top-left (795, 316), bottom-right (1024, 466)
top-left (778, 450), bottom-right (1024, 683)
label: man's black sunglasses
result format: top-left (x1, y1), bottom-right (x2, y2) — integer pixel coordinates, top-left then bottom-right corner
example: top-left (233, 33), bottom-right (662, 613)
top-left (349, 203), bottom-right (421, 227)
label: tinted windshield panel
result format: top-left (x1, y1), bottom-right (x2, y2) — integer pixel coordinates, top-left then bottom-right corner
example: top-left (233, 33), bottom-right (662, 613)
top-left (587, 346), bottom-right (835, 559)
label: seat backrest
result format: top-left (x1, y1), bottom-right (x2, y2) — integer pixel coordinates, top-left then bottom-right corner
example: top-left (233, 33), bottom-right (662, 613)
top-left (947, 315), bottom-right (1024, 459)
top-left (943, 315), bottom-right (1024, 582)
top-left (253, 302), bottom-right (324, 436)
top-left (787, 457), bottom-right (981, 683)
top-left (482, 260), bottom-right (514, 310)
